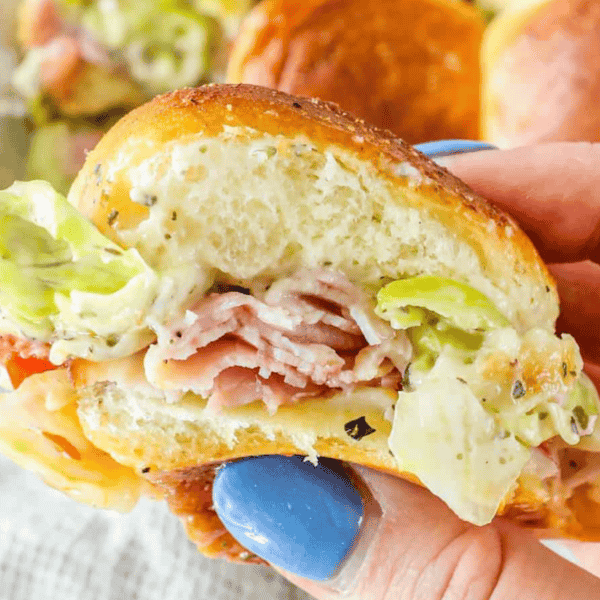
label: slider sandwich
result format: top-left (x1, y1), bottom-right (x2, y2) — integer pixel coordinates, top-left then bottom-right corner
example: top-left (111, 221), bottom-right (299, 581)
top-left (0, 85), bottom-right (599, 563)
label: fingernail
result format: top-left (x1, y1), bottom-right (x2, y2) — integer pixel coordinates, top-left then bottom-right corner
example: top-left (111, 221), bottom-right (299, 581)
top-left (414, 139), bottom-right (497, 158)
top-left (212, 455), bottom-right (364, 580)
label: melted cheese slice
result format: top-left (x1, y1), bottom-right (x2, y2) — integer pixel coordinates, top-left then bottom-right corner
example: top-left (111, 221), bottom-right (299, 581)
top-left (0, 369), bottom-right (143, 511)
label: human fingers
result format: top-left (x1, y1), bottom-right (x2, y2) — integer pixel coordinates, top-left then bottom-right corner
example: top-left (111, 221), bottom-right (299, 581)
top-left (446, 142), bottom-right (600, 264)
top-left (549, 261), bottom-right (600, 363)
top-left (212, 456), bottom-right (600, 600)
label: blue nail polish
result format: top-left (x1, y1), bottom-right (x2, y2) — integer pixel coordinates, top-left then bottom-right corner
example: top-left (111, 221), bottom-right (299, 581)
top-left (213, 455), bottom-right (364, 580)
top-left (414, 139), bottom-right (497, 158)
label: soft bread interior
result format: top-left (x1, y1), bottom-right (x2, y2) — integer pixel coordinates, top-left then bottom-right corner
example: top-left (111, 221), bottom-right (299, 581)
top-left (76, 381), bottom-right (400, 474)
top-left (106, 133), bottom-right (539, 332)
top-left (69, 86), bottom-right (557, 333)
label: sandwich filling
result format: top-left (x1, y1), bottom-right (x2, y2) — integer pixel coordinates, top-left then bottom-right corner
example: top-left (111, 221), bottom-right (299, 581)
top-left (0, 180), bottom-right (599, 527)
top-left (145, 268), bottom-right (411, 412)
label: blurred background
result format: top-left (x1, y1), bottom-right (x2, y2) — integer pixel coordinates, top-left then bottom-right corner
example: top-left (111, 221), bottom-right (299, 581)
top-left (5, 0), bottom-right (600, 193)
top-left (1, 0), bottom-right (600, 597)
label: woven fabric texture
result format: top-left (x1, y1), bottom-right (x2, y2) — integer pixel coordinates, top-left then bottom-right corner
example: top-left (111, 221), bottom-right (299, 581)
top-left (0, 455), bottom-right (315, 600)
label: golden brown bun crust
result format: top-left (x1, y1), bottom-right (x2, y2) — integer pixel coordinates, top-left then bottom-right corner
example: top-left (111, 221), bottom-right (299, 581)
top-left (69, 83), bottom-right (557, 330)
top-left (481, 0), bottom-right (600, 146)
top-left (226, 0), bottom-right (484, 144)
top-left (506, 483), bottom-right (600, 542)
top-left (146, 462), bottom-right (600, 563)
top-left (147, 464), bottom-right (268, 563)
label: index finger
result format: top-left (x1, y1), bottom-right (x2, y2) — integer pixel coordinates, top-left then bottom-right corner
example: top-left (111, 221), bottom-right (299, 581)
top-left (446, 142), bottom-right (600, 264)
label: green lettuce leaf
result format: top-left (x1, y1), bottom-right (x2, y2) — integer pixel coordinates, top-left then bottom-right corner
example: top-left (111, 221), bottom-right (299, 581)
top-left (0, 181), bottom-right (158, 362)
top-left (376, 276), bottom-right (509, 331)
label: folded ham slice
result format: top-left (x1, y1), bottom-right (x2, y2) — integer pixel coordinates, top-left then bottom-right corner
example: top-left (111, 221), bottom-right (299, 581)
top-left (145, 269), bottom-right (411, 412)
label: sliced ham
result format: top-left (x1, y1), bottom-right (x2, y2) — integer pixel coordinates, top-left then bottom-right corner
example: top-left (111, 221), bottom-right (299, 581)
top-left (264, 268), bottom-right (392, 344)
top-left (145, 270), bottom-right (411, 412)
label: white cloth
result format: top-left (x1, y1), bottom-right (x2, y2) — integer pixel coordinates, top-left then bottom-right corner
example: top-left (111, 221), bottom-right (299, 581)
top-left (0, 455), bottom-right (315, 600)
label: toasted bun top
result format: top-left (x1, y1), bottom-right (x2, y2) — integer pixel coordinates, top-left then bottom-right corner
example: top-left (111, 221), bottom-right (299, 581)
top-left (68, 83), bottom-right (557, 331)
top-left (226, 0), bottom-right (484, 144)
top-left (481, 0), bottom-right (600, 146)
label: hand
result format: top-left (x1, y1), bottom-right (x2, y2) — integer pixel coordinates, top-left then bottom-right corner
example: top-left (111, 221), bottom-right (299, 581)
top-left (211, 142), bottom-right (600, 600)
top-left (448, 142), bottom-right (600, 393)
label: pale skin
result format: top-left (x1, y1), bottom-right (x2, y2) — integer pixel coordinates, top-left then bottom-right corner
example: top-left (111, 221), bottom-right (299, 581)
top-left (276, 143), bottom-right (600, 600)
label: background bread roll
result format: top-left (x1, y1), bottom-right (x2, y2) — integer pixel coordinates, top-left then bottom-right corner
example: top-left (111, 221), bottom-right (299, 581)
top-left (481, 0), bottom-right (600, 146)
top-left (226, 0), bottom-right (485, 144)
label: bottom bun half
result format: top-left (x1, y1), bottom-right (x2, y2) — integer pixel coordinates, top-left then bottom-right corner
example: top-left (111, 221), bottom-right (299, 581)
top-left (76, 376), bottom-right (600, 554)
top-left (2, 367), bottom-right (600, 565)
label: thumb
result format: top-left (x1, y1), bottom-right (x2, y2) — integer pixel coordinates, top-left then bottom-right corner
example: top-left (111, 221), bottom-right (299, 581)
top-left (212, 456), bottom-right (600, 600)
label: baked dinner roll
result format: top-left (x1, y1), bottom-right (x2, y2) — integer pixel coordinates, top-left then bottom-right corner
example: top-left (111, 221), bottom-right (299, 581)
top-left (481, 0), bottom-right (600, 147)
top-left (0, 85), bottom-right (599, 563)
top-left (226, 0), bottom-right (485, 144)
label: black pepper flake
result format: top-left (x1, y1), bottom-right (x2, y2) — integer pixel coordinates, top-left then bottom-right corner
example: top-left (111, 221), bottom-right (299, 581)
top-left (512, 380), bottom-right (526, 399)
top-left (562, 362), bottom-right (568, 378)
top-left (292, 101), bottom-right (302, 109)
top-left (172, 211), bottom-right (177, 221)
top-left (401, 363), bottom-right (411, 390)
top-left (538, 412), bottom-right (548, 420)
top-left (142, 194), bottom-right (158, 207)
top-left (456, 377), bottom-right (467, 385)
top-left (344, 416), bottom-right (376, 440)
top-left (107, 209), bottom-right (119, 226)
top-left (141, 467), bottom-right (150, 473)
top-left (165, 233), bottom-right (171, 240)
top-left (545, 285), bottom-right (551, 293)
top-left (569, 459), bottom-right (578, 469)
top-left (175, 331), bottom-right (182, 338)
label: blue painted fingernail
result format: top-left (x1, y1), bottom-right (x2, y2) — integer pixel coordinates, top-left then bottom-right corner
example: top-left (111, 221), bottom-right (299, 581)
top-left (414, 139), bottom-right (497, 158)
top-left (213, 455), bottom-right (364, 580)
